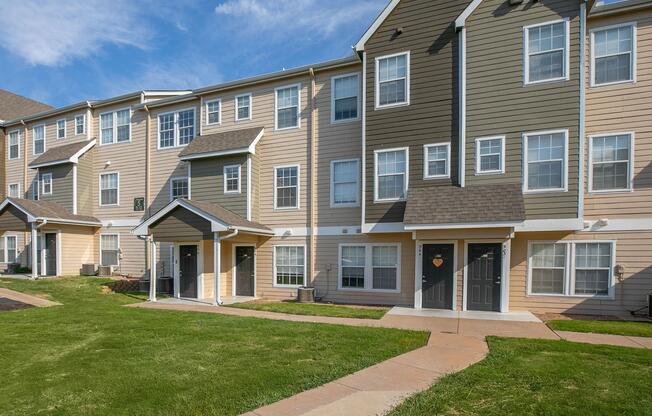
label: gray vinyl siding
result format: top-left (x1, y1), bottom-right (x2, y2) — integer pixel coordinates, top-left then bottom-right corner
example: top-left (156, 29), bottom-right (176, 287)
top-left (150, 208), bottom-right (213, 242)
top-left (77, 150), bottom-right (94, 216)
top-left (250, 152), bottom-right (260, 222)
top-left (38, 164), bottom-right (74, 211)
top-left (465, 0), bottom-right (582, 219)
top-left (190, 156), bottom-right (248, 218)
top-left (0, 205), bottom-right (29, 230)
top-left (364, 0), bottom-right (469, 224)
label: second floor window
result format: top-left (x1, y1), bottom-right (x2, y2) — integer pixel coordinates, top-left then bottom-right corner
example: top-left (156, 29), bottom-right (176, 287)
top-left (33, 125), bottom-right (45, 155)
top-left (224, 165), bottom-right (241, 193)
top-left (525, 20), bottom-right (568, 84)
top-left (206, 99), bottom-right (221, 125)
top-left (236, 94), bottom-right (251, 121)
top-left (8, 131), bottom-right (20, 160)
top-left (590, 133), bottom-right (632, 192)
top-left (275, 85), bottom-right (299, 130)
top-left (170, 178), bottom-right (189, 200)
top-left (332, 74), bottom-right (359, 122)
top-left (476, 136), bottom-right (505, 175)
top-left (376, 52), bottom-right (409, 108)
top-left (524, 130), bottom-right (567, 192)
top-left (75, 114), bottom-right (85, 135)
top-left (100, 173), bottom-right (119, 206)
top-left (592, 23), bottom-right (635, 86)
top-left (424, 143), bottom-right (450, 179)
top-left (100, 109), bottom-right (131, 145)
top-left (8, 184), bottom-right (20, 198)
top-left (57, 119), bottom-right (66, 139)
top-left (375, 148), bottom-right (408, 201)
top-left (274, 165), bottom-right (298, 209)
top-left (41, 173), bottom-right (52, 195)
top-left (331, 159), bottom-right (360, 207)
top-left (158, 109), bottom-right (196, 149)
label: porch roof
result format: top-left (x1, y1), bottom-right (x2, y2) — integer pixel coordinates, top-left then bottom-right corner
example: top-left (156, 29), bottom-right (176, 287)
top-left (29, 140), bottom-right (96, 169)
top-left (0, 198), bottom-right (102, 227)
top-left (178, 127), bottom-right (264, 161)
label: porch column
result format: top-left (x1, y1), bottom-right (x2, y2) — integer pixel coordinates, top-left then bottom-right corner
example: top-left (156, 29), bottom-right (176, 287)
top-left (30, 223), bottom-right (38, 280)
top-left (149, 237), bottom-right (157, 302)
top-left (213, 232), bottom-right (221, 306)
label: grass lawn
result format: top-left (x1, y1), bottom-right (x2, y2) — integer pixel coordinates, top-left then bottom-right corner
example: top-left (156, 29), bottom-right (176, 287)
top-left (547, 319), bottom-right (652, 338)
top-left (225, 300), bottom-right (389, 319)
top-left (389, 337), bottom-right (652, 416)
top-left (0, 277), bottom-right (427, 416)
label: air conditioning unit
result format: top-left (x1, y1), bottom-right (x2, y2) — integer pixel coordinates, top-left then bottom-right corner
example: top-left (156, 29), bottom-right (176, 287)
top-left (81, 264), bottom-right (97, 276)
top-left (97, 266), bottom-right (113, 277)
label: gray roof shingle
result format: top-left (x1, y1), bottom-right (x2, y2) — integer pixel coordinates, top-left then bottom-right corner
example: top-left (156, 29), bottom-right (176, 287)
top-left (0, 89), bottom-right (52, 121)
top-left (6, 198), bottom-right (101, 225)
top-left (178, 127), bottom-right (264, 160)
top-left (29, 140), bottom-right (94, 168)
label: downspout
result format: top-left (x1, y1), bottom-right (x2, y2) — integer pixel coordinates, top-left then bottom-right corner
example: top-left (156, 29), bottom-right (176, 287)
top-left (361, 51), bottom-right (367, 231)
top-left (458, 28), bottom-right (467, 187)
top-left (578, 2), bottom-right (587, 221)
top-left (21, 120), bottom-right (28, 269)
top-left (143, 104), bottom-right (152, 284)
top-left (309, 67), bottom-right (316, 287)
top-left (213, 228), bottom-right (239, 306)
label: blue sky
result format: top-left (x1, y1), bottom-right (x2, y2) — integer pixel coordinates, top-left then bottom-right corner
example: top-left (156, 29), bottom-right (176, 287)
top-left (0, 0), bottom-right (387, 107)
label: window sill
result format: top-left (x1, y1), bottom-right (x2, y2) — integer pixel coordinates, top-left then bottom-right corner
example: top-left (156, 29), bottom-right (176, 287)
top-left (338, 287), bottom-right (400, 294)
top-left (523, 188), bottom-right (568, 195)
top-left (523, 76), bottom-right (569, 86)
top-left (373, 199), bottom-right (405, 204)
top-left (423, 175), bottom-right (450, 181)
top-left (527, 293), bottom-right (614, 300)
top-left (100, 140), bottom-right (132, 147)
top-left (374, 102), bottom-right (409, 111)
top-left (330, 203), bottom-right (360, 209)
top-left (330, 117), bottom-right (360, 125)
top-left (99, 204), bottom-right (120, 208)
top-left (273, 284), bottom-right (303, 289)
top-left (590, 79), bottom-right (635, 88)
top-left (587, 188), bottom-right (633, 195)
top-left (475, 170), bottom-right (504, 176)
top-left (274, 125), bottom-right (301, 132)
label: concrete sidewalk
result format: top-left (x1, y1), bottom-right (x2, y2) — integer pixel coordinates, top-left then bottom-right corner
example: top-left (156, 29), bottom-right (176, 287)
top-left (0, 287), bottom-right (60, 308)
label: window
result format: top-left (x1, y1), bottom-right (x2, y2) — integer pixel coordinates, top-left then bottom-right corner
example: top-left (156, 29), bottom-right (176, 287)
top-left (375, 148), bottom-right (408, 202)
top-left (41, 173), bottom-right (52, 195)
top-left (170, 177), bottom-right (189, 200)
top-left (339, 244), bottom-right (400, 291)
top-left (100, 234), bottom-right (120, 267)
top-left (528, 241), bottom-right (615, 297)
top-left (275, 85), bottom-right (300, 130)
top-left (33, 124), bottom-right (45, 155)
top-left (206, 99), bottom-right (221, 125)
top-left (476, 136), bottom-right (505, 175)
top-left (75, 114), bottom-right (86, 135)
top-left (524, 130), bottom-right (567, 192)
top-left (56, 119), bottom-right (66, 139)
top-left (8, 130), bottom-right (20, 160)
top-left (32, 177), bottom-right (39, 200)
top-left (158, 108), bottom-right (196, 149)
top-left (274, 246), bottom-right (306, 287)
top-left (331, 159), bottom-right (360, 207)
top-left (8, 184), bottom-right (20, 198)
top-left (274, 165), bottom-right (299, 209)
top-left (423, 143), bottom-right (450, 179)
top-left (589, 133), bottom-right (633, 192)
top-left (591, 23), bottom-right (635, 86)
top-left (100, 109), bottom-right (131, 145)
top-left (331, 73), bottom-right (360, 122)
top-left (223, 165), bottom-right (241, 194)
top-left (235, 94), bottom-right (251, 121)
top-left (525, 20), bottom-right (569, 84)
top-left (375, 52), bottom-right (409, 108)
top-left (99, 173), bottom-right (119, 206)
top-left (5, 236), bottom-right (17, 264)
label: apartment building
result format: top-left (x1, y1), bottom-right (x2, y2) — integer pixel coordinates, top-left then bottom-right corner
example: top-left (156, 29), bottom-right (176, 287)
top-left (0, 0), bottom-right (649, 316)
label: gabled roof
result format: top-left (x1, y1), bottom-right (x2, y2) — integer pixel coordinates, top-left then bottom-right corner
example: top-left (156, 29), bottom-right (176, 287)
top-left (590, 0), bottom-right (651, 15)
top-left (455, 0), bottom-right (483, 30)
top-left (178, 127), bottom-right (264, 161)
top-left (0, 89), bottom-right (52, 121)
top-left (29, 140), bottom-right (95, 169)
top-left (0, 198), bottom-right (101, 226)
top-left (354, 0), bottom-right (401, 52)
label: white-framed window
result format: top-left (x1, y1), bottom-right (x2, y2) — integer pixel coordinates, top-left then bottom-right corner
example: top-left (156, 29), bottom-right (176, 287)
top-left (375, 52), bottom-right (410, 109)
top-left (331, 73), bottom-right (360, 122)
top-left (331, 159), bottom-right (360, 207)
top-left (475, 136), bottom-right (505, 175)
top-left (8, 130), bottom-right (20, 160)
top-left (100, 234), bottom-right (120, 267)
top-left (591, 22), bottom-right (636, 86)
top-left (528, 241), bottom-right (615, 298)
top-left (374, 147), bottom-right (408, 202)
top-left (589, 132), bottom-right (634, 192)
top-left (224, 164), bottom-right (241, 194)
top-left (100, 108), bottom-right (131, 145)
top-left (8, 183), bottom-right (20, 198)
top-left (0, 237), bottom-right (3, 263)
top-left (523, 130), bottom-right (568, 193)
top-left (524, 20), bottom-right (569, 85)
top-left (32, 124), bottom-right (45, 155)
top-left (56, 119), bottom-right (66, 140)
top-left (75, 114), bottom-right (86, 135)
top-left (275, 84), bottom-right (300, 130)
top-left (423, 143), bottom-right (451, 179)
top-left (273, 245), bottom-right (306, 287)
top-left (339, 243), bottom-right (400, 292)
top-left (41, 173), bottom-right (52, 195)
top-left (235, 93), bottom-right (252, 121)
top-left (158, 108), bottom-right (196, 149)
top-left (170, 177), bottom-right (189, 200)
top-left (99, 172), bottom-right (119, 206)
top-left (206, 99), bottom-right (221, 125)
top-left (4, 236), bottom-right (17, 264)
top-left (274, 165), bottom-right (299, 209)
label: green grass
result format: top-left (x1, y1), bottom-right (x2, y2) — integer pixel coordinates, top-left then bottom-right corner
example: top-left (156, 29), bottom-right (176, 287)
top-left (0, 277), bottom-right (427, 416)
top-left (547, 319), bottom-right (652, 338)
top-left (225, 300), bottom-right (389, 319)
top-left (389, 337), bottom-right (652, 416)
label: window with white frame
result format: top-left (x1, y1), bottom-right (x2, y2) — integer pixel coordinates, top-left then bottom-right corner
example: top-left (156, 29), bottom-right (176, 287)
top-left (170, 177), bottom-right (188, 200)
top-left (41, 173), bottom-right (52, 195)
top-left (100, 234), bottom-right (120, 267)
top-left (158, 108), bottom-right (196, 148)
top-left (339, 244), bottom-right (400, 291)
top-left (5, 236), bottom-right (17, 264)
top-left (100, 109), bottom-right (131, 145)
top-left (274, 165), bottom-right (298, 209)
top-left (206, 99), bottom-right (221, 125)
top-left (524, 130), bottom-right (567, 192)
top-left (235, 94), bottom-right (251, 121)
top-left (590, 133), bottom-right (632, 192)
top-left (528, 241), bottom-right (614, 297)
top-left (33, 125), bottom-right (45, 155)
top-left (373, 245), bottom-right (399, 290)
top-left (331, 159), bottom-right (359, 207)
top-left (275, 85), bottom-right (299, 129)
top-left (75, 114), bottom-right (86, 135)
top-left (592, 23), bottom-right (635, 86)
top-left (8, 130), bottom-right (20, 160)
top-left (340, 245), bottom-right (366, 288)
top-left (525, 21), bottom-right (568, 84)
top-left (56, 119), bottom-right (66, 139)
top-left (99, 173), bottom-right (119, 206)
top-left (476, 136), bottom-right (505, 174)
top-left (8, 184), bottom-right (20, 198)
top-left (332, 74), bottom-right (359, 122)
top-left (376, 52), bottom-right (409, 108)
top-left (274, 246), bottom-right (305, 287)
top-left (375, 148), bottom-right (408, 201)
top-left (224, 165), bottom-right (241, 193)
top-left (424, 143), bottom-right (450, 179)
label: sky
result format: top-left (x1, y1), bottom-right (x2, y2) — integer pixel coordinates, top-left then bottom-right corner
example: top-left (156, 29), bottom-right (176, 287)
top-left (0, 0), bottom-right (387, 107)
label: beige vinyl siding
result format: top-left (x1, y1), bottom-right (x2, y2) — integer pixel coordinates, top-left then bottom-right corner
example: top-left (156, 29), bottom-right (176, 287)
top-left (38, 164), bottom-right (74, 211)
top-left (584, 10), bottom-right (652, 219)
top-left (254, 235), bottom-right (309, 300)
top-left (41, 225), bottom-right (96, 276)
top-left (190, 156), bottom-right (248, 217)
top-left (465, 0), bottom-right (581, 219)
top-left (202, 233), bottom-right (261, 299)
top-left (96, 226), bottom-right (146, 278)
top-left (77, 150), bottom-right (94, 216)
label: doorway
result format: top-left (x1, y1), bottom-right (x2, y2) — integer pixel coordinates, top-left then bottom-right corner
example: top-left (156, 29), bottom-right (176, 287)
top-left (179, 245), bottom-right (198, 298)
top-left (234, 246), bottom-right (255, 297)
top-left (466, 243), bottom-right (502, 312)
top-left (421, 244), bottom-right (455, 309)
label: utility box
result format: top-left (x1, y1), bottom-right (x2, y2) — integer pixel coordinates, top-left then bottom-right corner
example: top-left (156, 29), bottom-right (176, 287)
top-left (297, 287), bottom-right (315, 303)
top-left (81, 264), bottom-right (97, 276)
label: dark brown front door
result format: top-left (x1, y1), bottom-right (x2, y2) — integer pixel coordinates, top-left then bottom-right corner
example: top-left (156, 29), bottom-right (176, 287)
top-left (235, 246), bottom-right (255, 296)
top-left (179, 245), bottom-right (198, 298)
top-left (422, 244), bottom-right (454, 309)
top-left (44, 234), bottom-right (57, 276)
top-left (466, 243), bottom-right (502, 312)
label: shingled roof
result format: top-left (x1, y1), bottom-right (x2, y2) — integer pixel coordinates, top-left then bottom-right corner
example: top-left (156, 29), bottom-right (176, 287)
top-left (178, 127), bottom-right (264, 160)
top-left (2, 198), bottom-right (101, 226)
top-left (29, 140), bottom-right (95, 168)
top-left (0, 89), bottom-right (52, 121)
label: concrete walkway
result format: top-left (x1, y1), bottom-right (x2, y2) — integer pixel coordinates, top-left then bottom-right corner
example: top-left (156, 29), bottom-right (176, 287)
top-left (0, 287), bottom-right (60, 308)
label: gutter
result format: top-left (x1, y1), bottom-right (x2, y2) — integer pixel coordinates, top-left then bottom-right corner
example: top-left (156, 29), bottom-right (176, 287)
top-left (457, 26), bottom-right (467, 187)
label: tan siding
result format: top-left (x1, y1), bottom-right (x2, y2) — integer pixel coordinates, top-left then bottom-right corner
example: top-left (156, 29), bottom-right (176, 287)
top-left (38, 164), bottom-right (73, 211)
top-left (97, 226), bottom-right (147, 278)
top-left (0, 130), bottom-right (5, 199)
top-left (190, 156), bottom-right (248, 217)
top-left (42, 225), bottom-right (97, 276)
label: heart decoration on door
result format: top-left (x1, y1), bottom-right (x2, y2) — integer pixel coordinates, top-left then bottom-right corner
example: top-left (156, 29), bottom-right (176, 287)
top-left (432, 257), bottom-right (444, 267)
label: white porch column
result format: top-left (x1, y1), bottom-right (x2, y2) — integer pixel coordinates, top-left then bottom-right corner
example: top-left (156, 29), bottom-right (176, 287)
top-left (213, 232), bottom-right (221, 306)
top-left (30, 223), bottom-right (38, 280)
top-left (149, 238), bottom-right (157, 302)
